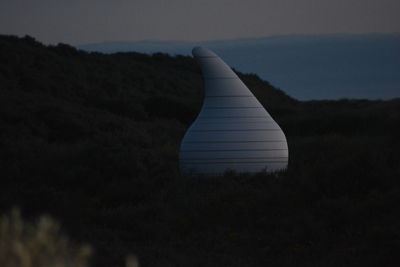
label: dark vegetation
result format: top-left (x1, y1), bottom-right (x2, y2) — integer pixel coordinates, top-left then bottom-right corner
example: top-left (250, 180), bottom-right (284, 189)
top-left (1, 34), bottom-right (400, 267)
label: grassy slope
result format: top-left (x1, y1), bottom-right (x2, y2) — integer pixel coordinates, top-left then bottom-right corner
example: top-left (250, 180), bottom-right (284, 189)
top-left (1, 35), bottom-right (400, 267)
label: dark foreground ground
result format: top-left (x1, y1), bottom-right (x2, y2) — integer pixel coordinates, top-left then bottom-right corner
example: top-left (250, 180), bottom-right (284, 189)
top-left (1, 35), bottom-right (400, 267)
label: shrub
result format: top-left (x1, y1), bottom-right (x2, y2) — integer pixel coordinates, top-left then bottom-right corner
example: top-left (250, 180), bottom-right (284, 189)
top-left (0, 208), bottom-right (91, 267)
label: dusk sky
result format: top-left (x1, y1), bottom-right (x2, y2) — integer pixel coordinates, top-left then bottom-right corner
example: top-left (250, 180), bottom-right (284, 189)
top-left (1, 0), bottom-right (399, 45)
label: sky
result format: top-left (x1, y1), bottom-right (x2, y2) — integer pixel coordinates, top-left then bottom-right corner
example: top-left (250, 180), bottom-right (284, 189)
top-left (0, 0), bottom-right (399, 45)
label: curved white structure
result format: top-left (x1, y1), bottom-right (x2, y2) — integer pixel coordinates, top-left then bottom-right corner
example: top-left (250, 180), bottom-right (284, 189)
top-left (179, 47), bottom-right (288, 175)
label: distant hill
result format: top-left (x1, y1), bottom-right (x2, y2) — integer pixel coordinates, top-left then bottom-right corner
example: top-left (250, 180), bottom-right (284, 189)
top-left (79, 34), bottom-right (400, 100)
top-left (0, 34), bottom-right (295, 124)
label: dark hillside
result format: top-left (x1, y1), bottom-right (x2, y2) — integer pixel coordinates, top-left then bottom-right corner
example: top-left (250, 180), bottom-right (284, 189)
top-left (1, 35), bottom-right (400, 267)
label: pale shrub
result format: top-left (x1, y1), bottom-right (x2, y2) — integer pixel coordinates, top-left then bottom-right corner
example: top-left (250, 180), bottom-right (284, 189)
top-left (0, 208), bottom-right (91, 267)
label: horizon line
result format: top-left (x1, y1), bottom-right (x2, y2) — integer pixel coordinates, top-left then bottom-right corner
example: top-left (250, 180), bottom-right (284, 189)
top-left (75, 32), bottom-right (400, 47)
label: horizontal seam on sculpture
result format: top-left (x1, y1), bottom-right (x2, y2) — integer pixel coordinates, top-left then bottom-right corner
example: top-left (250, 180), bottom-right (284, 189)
top-left (185, 140), bottom-right (287, 143)
top-left (205, 95), bottom-right (253, 98)
top-left (203, 107), bottom-right (263, 109)
top-left (181, 149), bottom-right (288, 152)
top-left (196, 121), bottom-right (275, 123)
top-left (181, 157), bottom-right (288, 160)
top-left (196, 123), bottom-right (275, 126)
top-left (190, 129), bottom-right (282, 132)
top-left (181, 161), bottom-right (288, 164)
top-left (200, 116), bottom-right (270, 119)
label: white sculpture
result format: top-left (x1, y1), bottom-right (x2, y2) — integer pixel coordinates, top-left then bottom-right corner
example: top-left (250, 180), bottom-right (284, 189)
top-left (179, 47), bottom-right (288, 175)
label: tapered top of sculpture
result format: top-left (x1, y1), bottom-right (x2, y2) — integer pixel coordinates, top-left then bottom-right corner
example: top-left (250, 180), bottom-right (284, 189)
top-left (192, 47), bottom-right (237, 79)
top-left (192, 47), bottom-right (218, 58)
top-left (179, 47), bottom-right (288, 175)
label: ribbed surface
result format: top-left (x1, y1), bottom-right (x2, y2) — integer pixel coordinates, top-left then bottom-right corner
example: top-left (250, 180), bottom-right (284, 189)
top-left (179, 47), bottom-right (288, 175)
